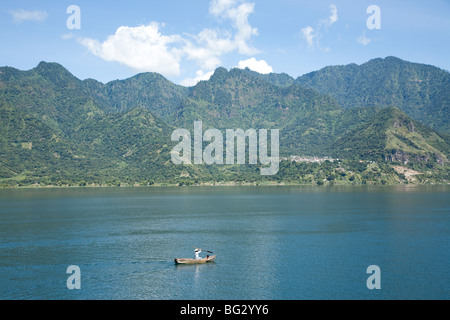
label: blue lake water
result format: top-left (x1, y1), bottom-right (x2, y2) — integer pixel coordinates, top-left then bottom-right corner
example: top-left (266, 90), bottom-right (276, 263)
top-left (0, 185), bottom-right (448, 300)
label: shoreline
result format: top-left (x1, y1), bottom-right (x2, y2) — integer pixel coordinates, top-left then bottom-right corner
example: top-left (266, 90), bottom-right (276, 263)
top-left (1, 180), bottom-right (448, 190)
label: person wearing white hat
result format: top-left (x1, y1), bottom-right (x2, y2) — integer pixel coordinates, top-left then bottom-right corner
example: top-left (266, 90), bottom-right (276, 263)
top-left (194, 248), bottom-right (202, 260)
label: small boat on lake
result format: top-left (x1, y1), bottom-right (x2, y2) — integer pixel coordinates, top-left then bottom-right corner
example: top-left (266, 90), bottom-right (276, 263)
top-left (174, 255), bottom-right (216, 265)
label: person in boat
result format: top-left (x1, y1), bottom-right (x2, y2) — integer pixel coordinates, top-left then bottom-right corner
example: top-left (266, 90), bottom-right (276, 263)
top-left (194, 248), bottom-right (202, 260)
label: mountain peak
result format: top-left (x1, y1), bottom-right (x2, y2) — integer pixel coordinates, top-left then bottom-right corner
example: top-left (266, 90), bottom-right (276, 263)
top-left (375, 106), bottom-right (417, 131)
top-left (208, 67), bottom-right (229, 84)
top-left (129, 71), bottom-right (170, 83)
top-left (34, 61), bottom-right (80, 85)
top-left (36, 61), bottom-right (70, 73)
top-left (384, 56), bottom-right (404, 62)
top-left (295, 56), bottom-right (450, 133)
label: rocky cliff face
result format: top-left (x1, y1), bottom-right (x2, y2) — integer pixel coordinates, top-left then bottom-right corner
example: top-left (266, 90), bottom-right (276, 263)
top-left (385, 150), bottom-right (446, 165)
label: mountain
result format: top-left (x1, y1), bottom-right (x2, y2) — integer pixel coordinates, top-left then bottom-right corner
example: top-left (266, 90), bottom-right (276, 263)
top-left (0, 61), bottom-right (113, 141)
top-left (0, 102), bottom-right (173, 185)
top-left (0, 99), bottom-right (104, 184)
top-left (295, 56), bottom-right (450, 134)
top-left (175, 67), bottom-right (343, 155)
top-left (0, 58), bottom-right (448, 187)
top-left (0, 63), bottom-right (187, 185)
top-left (83, 72), bottom-right (189, 121)
top-left (240, 68), bottom-right (295, 88)
top-left (328, 106), bottom-right (449, 165)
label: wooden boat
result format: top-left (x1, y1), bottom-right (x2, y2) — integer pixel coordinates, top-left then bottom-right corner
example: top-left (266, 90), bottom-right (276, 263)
top-left (174, 255), bottom-right (216, 265)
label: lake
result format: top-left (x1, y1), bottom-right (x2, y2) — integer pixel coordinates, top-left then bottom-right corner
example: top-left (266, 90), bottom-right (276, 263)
top-left (0, 185), bottom-right (448, 300)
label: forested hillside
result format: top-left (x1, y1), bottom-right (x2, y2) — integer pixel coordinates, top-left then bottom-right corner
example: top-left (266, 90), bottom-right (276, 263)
top-left (0, 57), bottom-right (448, 187)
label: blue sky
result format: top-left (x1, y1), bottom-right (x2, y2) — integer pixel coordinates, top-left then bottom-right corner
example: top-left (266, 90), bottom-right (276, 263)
top-left (1, 0), bottom-right (449, 85)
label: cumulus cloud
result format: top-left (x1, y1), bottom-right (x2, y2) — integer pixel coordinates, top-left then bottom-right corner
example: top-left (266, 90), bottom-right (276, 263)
top-left (183, 28), bottom-right (233, 71)
top-left (78, 23), bottom-right (183, 76)
top-left (209, 0), bottom-right (259, 55)
top-left (237, 58), bottom-right (273, 74)
top-left (9, 9), bottom-right (48, 23)
top-left (301, 4), bottom-right (338, 51)
top-left (181, 0), bottom-right (260, 78)
top-left (78, 0), bottom-right (261, 85)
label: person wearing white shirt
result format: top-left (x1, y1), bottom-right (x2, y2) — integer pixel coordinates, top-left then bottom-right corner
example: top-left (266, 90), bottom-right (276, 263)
top-left (194, 248), bottom-right (202, 260)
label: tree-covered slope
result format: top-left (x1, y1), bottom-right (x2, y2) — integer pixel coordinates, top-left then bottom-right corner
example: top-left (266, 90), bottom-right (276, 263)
top-left (328, 106), bottom-right (449, 164)
top-left (0, 59), bottom-right (448, 187)
top-left (83, 72), bottom-right (189, 121)
top-left (295, 56), bottom-right (450, 133)
top-left (175, 67), bottom-right (343, 155)
top-left (0, 100), bottom-right (104, 184)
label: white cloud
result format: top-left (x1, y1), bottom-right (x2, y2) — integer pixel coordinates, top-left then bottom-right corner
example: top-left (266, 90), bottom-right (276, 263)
top-left (301, 26), bottom-right (316, 50)
top-left (183, 28), bottom-right (233, 71)
top-left (9, 9), bottom-right (48, 23)
top-left (78, 0), bottom-right (261, 85)
top-left (210, 0), bottom-right (259, 55)
top-left (327, 5), bottom-right (338, 26)
top-left (183, 0), bottom-right (260, 73)
top-left (301, 4), bottom-right (338, 51)
top-left (78, 22), bottom-right (183, 76)
top-left (237, 58), bottom-right (273, 74)
top-left (357, 31), bottom-right (371, 46)
top-left (180, 70), bottom-right (215, 87)
top-left (209, 0), bottom-right (236, 16)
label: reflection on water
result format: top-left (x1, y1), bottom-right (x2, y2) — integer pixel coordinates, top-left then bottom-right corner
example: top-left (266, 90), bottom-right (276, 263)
top-left (0, 186), bottom-right (449, 300)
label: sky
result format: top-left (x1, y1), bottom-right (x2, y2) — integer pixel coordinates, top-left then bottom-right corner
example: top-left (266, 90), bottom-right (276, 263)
top-left (1, 0), bottom-right (449, 86)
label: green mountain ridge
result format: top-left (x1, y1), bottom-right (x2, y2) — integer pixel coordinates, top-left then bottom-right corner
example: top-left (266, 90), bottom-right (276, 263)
top-left (83, 71), bottom-right (189, 121)
top-left (0, 57), bottom-right (448, 187)
top-left (295, 56), bottom-right (450, 133)
top-left (175, 67), bottom-right (344, 155)
top-left (328, 106), bottom-right (449, 164)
